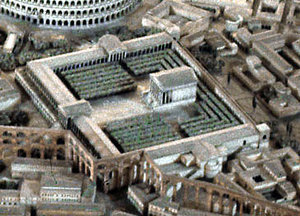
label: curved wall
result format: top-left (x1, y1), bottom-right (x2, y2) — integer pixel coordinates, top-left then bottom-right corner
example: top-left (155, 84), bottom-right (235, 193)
top-left (0, 0), bottom-right (142, 28)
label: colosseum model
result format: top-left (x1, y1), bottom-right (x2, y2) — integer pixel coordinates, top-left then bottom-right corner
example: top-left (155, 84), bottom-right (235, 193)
top-left (0, 0), bottom-right (142, 28)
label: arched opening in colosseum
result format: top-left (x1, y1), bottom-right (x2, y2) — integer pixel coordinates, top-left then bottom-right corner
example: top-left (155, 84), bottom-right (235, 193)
top-left (57, 148), bottom-right (65, 160)
top-left (211, 191), bottom-right (221, 213)
top-left (17, 149), bottom-right (26, 157)
top-left (120, 166), bottom-right (130, 187)
top-left (56, 137), bottom-right (65, 145)
top-left (31, 148), bottom-right (41, 158)
top-left (16, 132), bottom-right (25, 138)
top-left (242, 202), bottom-right (252, 215)
top-left (72, 155), bottom-right (80, 173)
top-left (2, 131), bottom-right (12, 137)
top-left (44, 148), bottom-right (53, 159)
top-left (3, 139), bottom-right (12, 144)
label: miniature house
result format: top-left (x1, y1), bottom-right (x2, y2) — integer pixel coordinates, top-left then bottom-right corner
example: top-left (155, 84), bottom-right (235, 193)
top-left (147, 66), bottom-right (198, 109)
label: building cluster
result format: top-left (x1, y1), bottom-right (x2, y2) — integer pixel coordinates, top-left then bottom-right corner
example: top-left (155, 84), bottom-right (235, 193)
top-left (11, 29), bottom-right (300, 215)
top-left (0, 125), bottom-right (103, 215)
top-left (0, 21), bottom-right (23, 54)
top-left (0, 157), bottom-right (102, 216)
top-left (179, 0), bottom-right (300, 118)
top-left (15, 31), bottom-right (272, 184)
top-left (216, 147), bottom-right (300, 205)
top-left (0, 0), bottom-right (299, 215)
top-left (142, 0), bottom-right (211, 47)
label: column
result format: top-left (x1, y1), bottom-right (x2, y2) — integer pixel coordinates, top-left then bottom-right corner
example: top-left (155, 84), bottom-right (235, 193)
top-left (138, 161), bottom-right (144, 182)
top-left (239, 202), bottom-right (244, 216)
top-left (218, 194), bottom-right (223, 214)
top-left (160, 178), bottom-right (166, 196)
top-left (195, 187), bottom-right (200, 205)
top-left (228, 199), bottom-right (234, 215)
top-left (250, 205), bottom-right (255, 215)
top-left (40, 149), bottom-right (45, 159)
top-left (79, 157), bottom-right (83, 173)
top-left (183, 185), bottom-right (188, 204)
top-left (118, 163), bottom-right (123, 188)
top-left (155, 174), bottom-right (160, 192)
top-left (104, 171), bottom-right (109, 193)
top-left (207, 189), bottom-right (212, 212)
top-left (252, 0), bottom-right (261, 16)
top-left (90, 165), bottom-right (95, 182)
top-left (145, 162), bottom-right (150, 184)
top-left (84, 162), bottom-right (88, 175)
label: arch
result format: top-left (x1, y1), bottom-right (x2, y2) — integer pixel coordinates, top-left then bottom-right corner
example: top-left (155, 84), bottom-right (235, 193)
top-left (3, 139), bottom-right (11, 144)
top-left (56, 137), bottom-right (65, 145)
top-left (2, 131), bottom-right (12, 137)
top-left (31, 148), bottom-right (41, 158)
top-left (17, 149), bottom-right (26, 157)
top-left (98, 164), bottom-right (105, 170)
top-left (57, 148), bottom-right (65, 160)
top-left (44, 148), bottom-right (53, 159)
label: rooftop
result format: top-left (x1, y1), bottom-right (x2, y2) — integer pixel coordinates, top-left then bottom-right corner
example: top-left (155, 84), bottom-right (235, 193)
top-left (150, 66), bottom-right (198, 91)
top-left (40, 174), bottom-right (83, 190)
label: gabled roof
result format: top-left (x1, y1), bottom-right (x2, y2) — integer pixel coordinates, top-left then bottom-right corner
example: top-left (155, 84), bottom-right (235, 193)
top-left (150, 66), bottom-right (197, 91)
